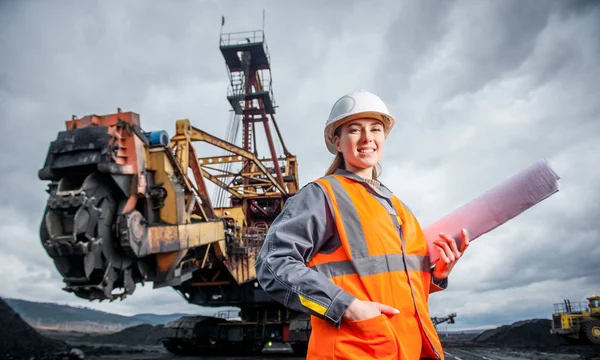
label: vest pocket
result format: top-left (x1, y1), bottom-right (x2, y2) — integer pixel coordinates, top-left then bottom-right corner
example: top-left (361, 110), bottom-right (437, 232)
top-left (334, 314), bottom-right (398, 359)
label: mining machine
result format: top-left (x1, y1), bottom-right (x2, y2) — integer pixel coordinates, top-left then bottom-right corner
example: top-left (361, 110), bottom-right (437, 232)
top-left (431, 313), bottom-right (457, 327)
top-left (550, 295), bottom-right (600, 345)
top-left (37, 28), bottom-right (306, 355)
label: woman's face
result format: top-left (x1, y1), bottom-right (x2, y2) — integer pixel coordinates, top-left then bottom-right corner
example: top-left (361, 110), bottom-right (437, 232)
top-left (334, 118), bottom-right (385, 174)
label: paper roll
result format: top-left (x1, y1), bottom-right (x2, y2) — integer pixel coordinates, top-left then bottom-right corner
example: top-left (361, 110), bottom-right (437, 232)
top-left (423, 159), bottom-right (561, 265)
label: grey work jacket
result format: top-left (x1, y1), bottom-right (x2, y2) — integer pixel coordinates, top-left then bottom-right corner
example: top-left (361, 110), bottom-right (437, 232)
top-left (255, 169), bottom-right (447, 328)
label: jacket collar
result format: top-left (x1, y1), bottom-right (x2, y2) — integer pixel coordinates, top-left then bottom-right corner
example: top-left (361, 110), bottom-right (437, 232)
top-left (333, 168), bottom-right (393, 199)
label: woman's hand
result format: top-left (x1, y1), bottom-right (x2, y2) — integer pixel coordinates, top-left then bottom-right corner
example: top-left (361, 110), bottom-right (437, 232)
top-left (343, 299), bottom-right (400, 322)
top-left (432, 228), bottom-right (470, 280)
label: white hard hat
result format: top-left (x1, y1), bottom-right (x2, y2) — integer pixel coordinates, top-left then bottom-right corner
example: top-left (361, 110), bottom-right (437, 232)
top-left (324, 90), bottom-right (395, 154)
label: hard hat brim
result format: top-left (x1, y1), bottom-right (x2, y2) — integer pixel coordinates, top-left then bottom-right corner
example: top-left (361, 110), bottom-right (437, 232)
top-left (324, 111), bottom-right (395, 155)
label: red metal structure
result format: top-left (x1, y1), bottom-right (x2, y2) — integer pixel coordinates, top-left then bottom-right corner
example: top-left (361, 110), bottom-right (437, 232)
top-left (215, 29), bottom-right (297, 224)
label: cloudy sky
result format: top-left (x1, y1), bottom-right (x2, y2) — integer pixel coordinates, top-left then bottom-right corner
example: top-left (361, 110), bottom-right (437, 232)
top-left (1, 0), bottom-right (599, 330)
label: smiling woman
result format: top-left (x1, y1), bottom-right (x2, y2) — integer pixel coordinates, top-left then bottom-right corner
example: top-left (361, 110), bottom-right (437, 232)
top-left (324, 90), bottom-right (394, 181)
top-left (256, 90), bottom-right (471, 359)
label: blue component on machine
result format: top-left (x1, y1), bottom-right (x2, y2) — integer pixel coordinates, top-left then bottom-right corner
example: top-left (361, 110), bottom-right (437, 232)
top-left (144, 131), bottom-right (169, 147)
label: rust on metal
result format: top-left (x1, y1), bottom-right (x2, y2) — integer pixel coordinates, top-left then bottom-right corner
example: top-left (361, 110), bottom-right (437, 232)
top-left (156, 251), bottom-right (180, 273)
top-left (147, 149), bottom-right (191, 224)
top-left (148, 226), bottom-right (181, 253)
top-left (145, 221), bottom-right (225, 255)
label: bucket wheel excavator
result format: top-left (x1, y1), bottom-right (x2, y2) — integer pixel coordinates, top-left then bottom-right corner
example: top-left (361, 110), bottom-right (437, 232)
top-left (38, 29), bottom-right (306, 355)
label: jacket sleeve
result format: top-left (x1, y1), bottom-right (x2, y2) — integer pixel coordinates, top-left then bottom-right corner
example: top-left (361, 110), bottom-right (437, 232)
top-left (430, 269), bottom-right (448, 293)
top-left (255, 183), bottom-right (356, 328)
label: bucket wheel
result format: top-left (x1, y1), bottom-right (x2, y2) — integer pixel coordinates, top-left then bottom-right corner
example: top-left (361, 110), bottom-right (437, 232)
top-left (40, 173), bottom-right (140, 300)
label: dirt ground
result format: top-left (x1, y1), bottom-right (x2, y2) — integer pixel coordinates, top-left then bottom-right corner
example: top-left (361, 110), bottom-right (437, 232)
top-left (442, 340), bottom-right (600, 360)
top-left (36, 339), bottom-right (600, 360)
top-left (43, 331), bottom-right (600, 360)
top-left (65, 343), bottom-right (303, 360)
top-left (2, 297), bottom-right (599, 360)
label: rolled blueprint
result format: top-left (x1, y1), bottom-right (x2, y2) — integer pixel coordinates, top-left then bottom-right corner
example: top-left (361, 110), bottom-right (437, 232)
top-left (423, 159), bottom-right (561, 265)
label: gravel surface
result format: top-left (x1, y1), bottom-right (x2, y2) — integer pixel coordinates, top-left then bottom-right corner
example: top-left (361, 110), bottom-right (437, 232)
top-left (78, 324), bottom-right (166, 346)
top-left (473, 319), bottom-right (569, 347)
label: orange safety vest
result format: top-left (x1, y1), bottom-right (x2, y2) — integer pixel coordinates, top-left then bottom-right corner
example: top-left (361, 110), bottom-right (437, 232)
top-left (306, 174), bottom-right (444, 360)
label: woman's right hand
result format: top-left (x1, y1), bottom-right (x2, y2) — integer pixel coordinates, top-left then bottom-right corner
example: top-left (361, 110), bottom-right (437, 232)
top-left (343, 299), bottom-right (400, 322)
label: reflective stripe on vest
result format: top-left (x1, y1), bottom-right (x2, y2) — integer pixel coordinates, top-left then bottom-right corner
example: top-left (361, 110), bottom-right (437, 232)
top-left (310, 254), bottom-right (430, 278)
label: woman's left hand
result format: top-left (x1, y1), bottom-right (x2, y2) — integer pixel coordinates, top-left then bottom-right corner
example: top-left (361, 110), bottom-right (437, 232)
top-left (432, 228), bottom-right (470, 280)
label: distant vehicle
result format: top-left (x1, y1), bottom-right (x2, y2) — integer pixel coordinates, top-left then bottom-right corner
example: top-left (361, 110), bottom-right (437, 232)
top-left (550, 295), bottom-right (600, 344)
top-left (431, 313), bottom-right (457, 327)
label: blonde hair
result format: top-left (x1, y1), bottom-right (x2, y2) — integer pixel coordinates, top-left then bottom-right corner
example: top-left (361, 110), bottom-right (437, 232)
top-left (325, 125), bottom-right (381, 179)
top-left (325, 152), bottom-right (346, 176)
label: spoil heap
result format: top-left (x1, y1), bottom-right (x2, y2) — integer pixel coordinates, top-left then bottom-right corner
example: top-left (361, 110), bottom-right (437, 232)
top-left (473, 319), bottom-right (568, 347)
top-left (81, 324), bottom-right (166, 346)
top-left (0, 297), bottom-right (69, 359)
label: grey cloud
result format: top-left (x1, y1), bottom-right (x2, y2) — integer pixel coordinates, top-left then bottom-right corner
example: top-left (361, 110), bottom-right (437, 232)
top-left (376, 1), bottom-right (553, 111)
top-left (475, 214), bottom-right (600, 293)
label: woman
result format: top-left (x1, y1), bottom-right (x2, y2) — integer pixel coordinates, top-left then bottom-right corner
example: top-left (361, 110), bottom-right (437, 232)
top-left (255, 90), bottom-right (470, 360)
